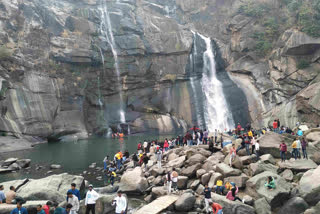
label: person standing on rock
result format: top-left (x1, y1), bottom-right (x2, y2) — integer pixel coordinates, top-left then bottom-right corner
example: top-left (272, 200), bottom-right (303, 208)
top-left (214, 129), bottom-right (218, 144)
top-left (66, 183), bottom-right (81, 202)
top-left (273, 120), bottom-right (278, 132)
top-left (244, 134), bottom-right (251, 155)
top-left (112, 191), bottom-right (127, 214)
top-left (236, 123), bottom-right (242, 135)
top-left (255, 140), bottom-right (260, 160)
top-left (203, 129), bottom-right (208, 144)
top-left (0, 185), bottom-right (6, 204)
top-left (171, 168), bottom-right (179, 192)
top-left (301, 137), bottom-right (308, 159)
top-left (143, 140), bottom-right (148, 153)
top-left (203, 184), bottom-right (212, 213)
top-left (163, 139), bottom-right (169, 152)
top-left (166, 171), bottom-right (172, 194)
top-left (67, 191), bottom-right (79, 214)
top-left (132, 153), bottom-right (139, 167)
top-left (209, 202), bottom-right (223, 214)
top-left (143, 153), bottom-right (149, 171)
top-left (103, 155), bottom-right (109, 170)
top-left (229, 144), bottom-right (237, 167)
top-left (291, 139), bottom-right (298, 160)
top-left (236, 135), bottom-right (245, 153)
top-left (85, 185), bottom-right (99, 214)
top-left (185, 131), bottom-right (192, 146)
top-left (250, 136), bottom-right (256, 155)
top-left (296, 137), bottom-right (302, 159)
top-left (279, 141), bottom-right (287, 162)
top-left (156, 147), bottom-right (162, 168)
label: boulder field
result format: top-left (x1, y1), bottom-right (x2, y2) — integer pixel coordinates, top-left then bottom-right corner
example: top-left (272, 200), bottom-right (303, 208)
top-left (1, 131), bottom-right (320, 214)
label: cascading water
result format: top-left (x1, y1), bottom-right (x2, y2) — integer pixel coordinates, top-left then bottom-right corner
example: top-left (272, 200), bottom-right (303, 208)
top-left (99, 0), bottom-right (126, 124)
top-left (189, 32), bottom-right (205, 128)
top-left (198, 33), bottom-right (235, 132)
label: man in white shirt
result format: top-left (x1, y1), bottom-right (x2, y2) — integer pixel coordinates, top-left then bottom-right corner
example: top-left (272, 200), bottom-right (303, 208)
top-left (171, 168), bottom-right (179, 192)
top-left (112, 191), bottom-right (127, 214)
top-left (67, 191), bottom-right (79, 214)
top-left (85, 185), bottom-right (99, 214)
top-left (143, 140), bottom-right (148, 153)
top-left (255, 140), bottom-right (260, 161)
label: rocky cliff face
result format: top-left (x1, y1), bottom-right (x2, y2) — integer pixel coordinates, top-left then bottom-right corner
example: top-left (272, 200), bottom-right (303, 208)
top-left (0, 0), bottom-right (319, 141)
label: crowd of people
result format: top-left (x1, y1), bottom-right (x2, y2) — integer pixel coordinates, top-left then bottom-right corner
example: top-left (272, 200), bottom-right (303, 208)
top-left (1, 119), bottom-right (316, 214)
top-left (0, 182), bottom-right (127, 214)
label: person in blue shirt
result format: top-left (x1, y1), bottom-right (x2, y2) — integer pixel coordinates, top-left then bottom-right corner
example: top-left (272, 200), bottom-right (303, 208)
top-left (10, 202), bottom-right (28, 214)
top-left (36, 205), bottom-right (46, 214)
top-left (0, 185), bottom-right (6, 204)
top-left (66, 183), bottom-right (80, 201)
top-left (297, 129), bottom-right (303, 136)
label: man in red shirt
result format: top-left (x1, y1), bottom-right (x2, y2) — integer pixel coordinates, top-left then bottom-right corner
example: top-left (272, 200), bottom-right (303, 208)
top-left (273, 120), bottom-right (278, 132)
top-left (209, 202), bottom-right (223, 214)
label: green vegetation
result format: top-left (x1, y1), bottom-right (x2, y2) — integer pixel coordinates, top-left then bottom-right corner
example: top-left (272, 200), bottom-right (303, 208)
top-left (238, 0), bottom-right (271, 17)
top-left (0, 45), bottom-right (11, 60)
top-left (251, 32), bottom-right (272, 56)
top-left (297, 59), bottom-right (310, 70)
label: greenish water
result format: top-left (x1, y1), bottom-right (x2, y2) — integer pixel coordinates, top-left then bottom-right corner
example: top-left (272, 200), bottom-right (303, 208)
top-left (0, 135), bottom-right (178, 185)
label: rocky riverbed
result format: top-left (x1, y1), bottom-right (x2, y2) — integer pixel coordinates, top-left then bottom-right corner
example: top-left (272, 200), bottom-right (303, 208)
top-left (1, 131), bottom-right (320, 214)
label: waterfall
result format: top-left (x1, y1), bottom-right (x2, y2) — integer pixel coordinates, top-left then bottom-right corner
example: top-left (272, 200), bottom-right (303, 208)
top-left (189, 31), bottom-right (205, 128)
top-left (198, 33), bottom-right (235, 132)
top-left (99, 0), bottom-right (126, 124)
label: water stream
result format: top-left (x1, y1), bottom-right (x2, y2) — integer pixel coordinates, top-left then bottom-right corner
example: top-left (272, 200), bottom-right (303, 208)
top-left (99, 0), bottom-right (126, 124)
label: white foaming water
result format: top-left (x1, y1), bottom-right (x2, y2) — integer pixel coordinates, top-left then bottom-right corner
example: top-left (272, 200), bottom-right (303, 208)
top-left (189, 31), bottom-right (204, 127)
top-left (99, 0), bottom-right (126, 123)
top-left (198, 33), bottom-right (235, 132)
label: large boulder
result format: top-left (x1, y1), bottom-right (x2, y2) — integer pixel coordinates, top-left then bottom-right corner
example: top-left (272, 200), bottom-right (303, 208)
top-left (211, 193), bottom-right (255, 214)
top-left (186, 154), bottom-right (206, 166)
top-left (304, 201), bottom-right (320, 214)
top-left (246, 171), bottom-right (292, 210)
top-left (216, 163), bottom-right (242, 177)
top-left (306, 131), bottom-right (320, 142)
top-left (208, 172), bottom-right (223, 188)
top-left (174, 192), bottom-right (196, 212)
top-left (151, 186), bottom-right (167, 198)
top-left (2, 158), bottom-right (18, 167)
top-left (181, 163), bottom-right (201, 178)
top-left (120, 167), bottom-right (149, 194)
top-left (254, 197), bottom-right (271, 214)
top-left (249, 162), bottom-right (279, 176)
top-left (224, 174), bottom-right (249, 189)
top-left (1, 174), bottom-right (84, 203)
top-left (167, 156), bottom-right (186, 168)
top-left (16, 159), bottom-right (31, 168)
top-left (224, 154), bottom-right (243, 169)
top-left (299, 165), bottom-right (320, 205)
top-left (259, 154), bottom-right (276, 165)
top-left (177, 176), bottom-right (188, 189)
top-left (196, 169), bottom-right (206, 178)
top-left (277, 197), bottom-right (308, 214)
top-left (240, 155), bottom-right (257, 165)
top-left (202, 153), bottom-right (224, 171)
top-left (258, 132), bottom-right (284, 158)
top-left (201, 173), bottom-right (211, 185)
top-left (278, 159), bottom-right (318, 173)
top-left (281, 169), bottom-right (294, 181)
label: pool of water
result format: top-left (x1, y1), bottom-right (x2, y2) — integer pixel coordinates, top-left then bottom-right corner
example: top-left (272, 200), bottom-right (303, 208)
top-left (0, 134), bottom-right (178, 185)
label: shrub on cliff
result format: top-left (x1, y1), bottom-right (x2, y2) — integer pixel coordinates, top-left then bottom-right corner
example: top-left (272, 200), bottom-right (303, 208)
top-left (0, 45), bottom-right (11, 60)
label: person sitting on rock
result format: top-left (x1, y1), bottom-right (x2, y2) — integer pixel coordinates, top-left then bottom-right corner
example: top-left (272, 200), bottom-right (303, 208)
top-left (224, 182), bottom-right (232, 192)
top-left (209, 201), bottom-right (223, 214)
top-left (10, 202), bottom-right (28, 214)
top-left (226, 182), bottom-right (243, 203)
top-left (0, 185), bottom-right (5, 204)
top-left (229, 144), bottom-right (237, 167)
top-left (265, 176), bottom-right (276, 190)
top-left (5, 186), bottom-right (16, 204)
top-left (53, 202), bottom-right (65, 214)
top-left (215, 180), bottom-right (225, 195)
top-left (36, 205), bottom-right (46, 214)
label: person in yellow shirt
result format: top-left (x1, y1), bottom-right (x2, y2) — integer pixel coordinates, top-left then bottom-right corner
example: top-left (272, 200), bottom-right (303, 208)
top-left (215, 180), bottom-right (225, 195)
top-left (291, 140), bottom-right (298, 160)
top-left (248, 130), bottom-right (253, 138)
top-left (225, 182), bottom-right (232, 191)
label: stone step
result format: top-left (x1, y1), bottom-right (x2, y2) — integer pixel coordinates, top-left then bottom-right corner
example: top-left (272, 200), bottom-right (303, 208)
top-left (134, 195), bottom-right (179, 214)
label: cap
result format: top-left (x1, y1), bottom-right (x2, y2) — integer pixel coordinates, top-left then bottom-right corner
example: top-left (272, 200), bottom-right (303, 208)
top-left (89, 184), bottom-right (93, 188)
